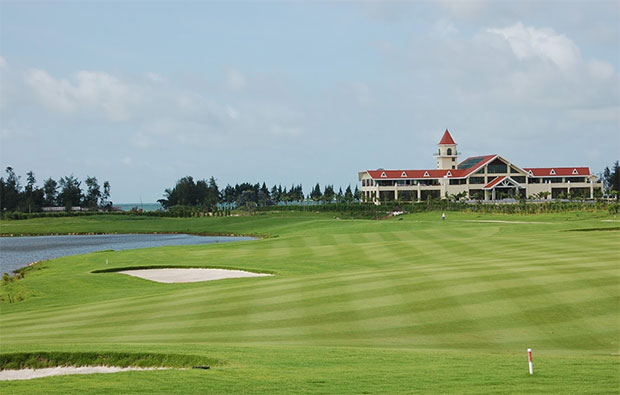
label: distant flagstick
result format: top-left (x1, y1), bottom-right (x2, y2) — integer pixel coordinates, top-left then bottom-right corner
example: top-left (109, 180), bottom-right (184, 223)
top-left (528, 348), bottom-right (534, 374)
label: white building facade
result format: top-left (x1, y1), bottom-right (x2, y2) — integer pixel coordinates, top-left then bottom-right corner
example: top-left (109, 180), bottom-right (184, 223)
top-left (359, 130), bottom-right (603, 203)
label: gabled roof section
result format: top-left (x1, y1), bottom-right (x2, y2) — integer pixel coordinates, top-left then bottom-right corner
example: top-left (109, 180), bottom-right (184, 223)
top-left (483, 176), bottom-right (505, 189)
top-left (457, 155), bottom-right (497, 177)
top-left (483, 176), bottom-right (525, 190)
top-left (523, 167), bottom-right (591, 177)
top-left (366, 169), bottom-right (467, 179)
top-left (438, 129), bottom-right (456, 145)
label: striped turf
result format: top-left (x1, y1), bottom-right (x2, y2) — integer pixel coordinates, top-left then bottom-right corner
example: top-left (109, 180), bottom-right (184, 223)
top-left (0, 211), bottom-right (618, 393)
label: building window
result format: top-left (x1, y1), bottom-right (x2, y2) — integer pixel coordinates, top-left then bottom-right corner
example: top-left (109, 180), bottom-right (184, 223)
top-left (487, 159), bottom-right (508, 174)
top-left (452, 165), bottom-right (456, 169)
top-left (447, 148), bottom-right (452, 155)
top-left (452, 158), bottom-right (456, 162)
top-left (469, 177), bottom-right (485, 184)
top-left (512, 176), bottom-right (526, 183)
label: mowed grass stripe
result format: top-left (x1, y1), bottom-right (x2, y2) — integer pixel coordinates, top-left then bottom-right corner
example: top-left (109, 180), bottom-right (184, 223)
top-left (4, 254), bottom-right (613, 328)
top-left (3, 255), bottom-right (616, 332)
top-left (4, 270), bottom-right (616, 345)
top-left (53, 296), bottom-right (615, 349)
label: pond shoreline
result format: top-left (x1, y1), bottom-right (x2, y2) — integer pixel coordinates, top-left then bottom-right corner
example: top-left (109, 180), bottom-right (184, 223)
top-left (0, 233), bottom-right (257, 274)
top-left (0, 231), bottom-right (269, 238)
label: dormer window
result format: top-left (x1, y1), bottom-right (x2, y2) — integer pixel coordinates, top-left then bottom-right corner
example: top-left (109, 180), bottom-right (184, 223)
top-left (423, 171), bottom-right (430, 177)
top-left (381, 172), bottom-right (387, 178)
top-left (572, 169), bottom-right (578, 175)
top-left (550, 169), bottom-right (556, 175)
top-left (446, 171), bottom-right (452, 176)
top-left (401, 172), bottom-right (407, 178)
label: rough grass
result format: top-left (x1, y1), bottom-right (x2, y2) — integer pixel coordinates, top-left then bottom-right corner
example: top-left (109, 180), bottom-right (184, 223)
top-left (0, 352), bottom-right (216, 370)
top-left (0, 211), bottom-right (618, 393)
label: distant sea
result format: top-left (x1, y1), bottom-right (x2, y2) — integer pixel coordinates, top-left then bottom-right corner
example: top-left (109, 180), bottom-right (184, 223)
top-left (115, 203), bottom-right (162, 212)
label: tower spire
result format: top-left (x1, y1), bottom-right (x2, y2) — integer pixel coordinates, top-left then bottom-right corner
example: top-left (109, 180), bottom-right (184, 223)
top-left (436, 129), bottom-right (458, 170)
top-left (438, 129), bottom-right (456, 145)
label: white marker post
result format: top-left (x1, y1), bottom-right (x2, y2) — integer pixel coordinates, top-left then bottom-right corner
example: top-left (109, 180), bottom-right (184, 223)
top-left (527, 348), bottom-right (533, 375)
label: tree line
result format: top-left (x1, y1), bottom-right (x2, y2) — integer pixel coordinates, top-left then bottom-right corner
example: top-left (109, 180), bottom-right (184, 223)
top-left (0, 167), bottom-right (112, 213)
top-left (157, 176), bottom-right (361, 211)
top-left (601, 161), bottom-right (620, 198)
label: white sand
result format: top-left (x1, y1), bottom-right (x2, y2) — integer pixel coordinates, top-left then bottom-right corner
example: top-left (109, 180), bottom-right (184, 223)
top-left (0, 366), bottom-right (165, 381)
top-left (459, 220), bottom-right (552, 224)
top-left (118, 268), bottom-right (273, 283)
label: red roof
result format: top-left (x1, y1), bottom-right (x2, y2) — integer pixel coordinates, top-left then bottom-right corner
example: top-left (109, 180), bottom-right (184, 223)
top-left (483, 176), bottom-right (505, 189)
top-left (366, 155), bottom-right (496, 180)
top-left (523, 167), bottom-right (591, 177)
top-left (366, 157), bottom-right (592, 181)
top-left (438, 129), bottom-right (456, 145)
top-left (368, 169), bottom-right (464, 179)
top-left (456, 155), bottom-right (497, 177)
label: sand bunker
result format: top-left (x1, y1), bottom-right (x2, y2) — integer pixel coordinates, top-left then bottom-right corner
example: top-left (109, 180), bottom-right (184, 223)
top-left (118, 268), bottom-right (273, 283)
top-left (460, 220), bottom-right (552, 224)
top-left (0, 366), bottom-right (164, 381)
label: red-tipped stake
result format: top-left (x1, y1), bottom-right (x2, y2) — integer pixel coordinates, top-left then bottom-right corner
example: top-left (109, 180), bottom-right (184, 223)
top-left (528, 348), bottom-right (534, 375)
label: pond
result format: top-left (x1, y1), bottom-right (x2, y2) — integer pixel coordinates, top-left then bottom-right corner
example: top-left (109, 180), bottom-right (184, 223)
top-left (0, 234), bottom-right (254, 274)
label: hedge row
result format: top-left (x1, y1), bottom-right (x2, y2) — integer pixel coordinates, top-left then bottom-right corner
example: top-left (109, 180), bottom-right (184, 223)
top-left (2, 201), bottom-right (618, 220)
top-left (257, 201), bottom-right (618, 216)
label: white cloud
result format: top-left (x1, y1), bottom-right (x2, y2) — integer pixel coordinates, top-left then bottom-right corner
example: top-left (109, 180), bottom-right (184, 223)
top-left (434, 0), bottom-right (488, 18)
top-left (25, 69), bottom-right (78, 114)
top-left (131, 132), bottom-right (153, 149)
top-left (270, 123), bottom-right (302, 137)
top-left (587, 60), bottom-right (615, 80)
top-left (146, 72), bottom-right (163, 83)
top-left (25, 69), bottom-right (141, 121)
top-left (486, 22), bottom-right (580, 70)
top-left (349, 82), bottom-right (372, 106)
top-left (431, 19), bottom-right (459, 38)
top-left (226, 69), bottom-right (246, 91)
top-left (0, 127), bottom-right (11, 141)
top-left (226, 105), bottom-right (240, 119)
top-left (569, 106), bottom-right (619, 122)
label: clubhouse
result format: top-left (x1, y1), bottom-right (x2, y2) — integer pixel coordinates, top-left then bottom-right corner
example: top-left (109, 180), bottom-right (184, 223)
top-left (358, 130), bottom-right (603, 203)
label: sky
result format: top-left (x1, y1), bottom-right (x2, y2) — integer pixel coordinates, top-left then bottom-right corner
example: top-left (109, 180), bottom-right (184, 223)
top-left (0, 0), bottom-right (618, 203)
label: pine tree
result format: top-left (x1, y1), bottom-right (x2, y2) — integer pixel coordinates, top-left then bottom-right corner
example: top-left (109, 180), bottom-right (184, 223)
top-left (310, 183), bottom-right (322, 201)
top-left (344, 185), bottom-right (354, 203)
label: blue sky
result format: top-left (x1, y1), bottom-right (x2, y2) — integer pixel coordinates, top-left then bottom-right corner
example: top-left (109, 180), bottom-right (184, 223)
top-left (1, 0), bottom-right (618, 203)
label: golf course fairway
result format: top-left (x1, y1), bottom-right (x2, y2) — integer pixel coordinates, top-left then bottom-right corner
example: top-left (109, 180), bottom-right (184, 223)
top-left (1, 211), bottom-right (618, 393)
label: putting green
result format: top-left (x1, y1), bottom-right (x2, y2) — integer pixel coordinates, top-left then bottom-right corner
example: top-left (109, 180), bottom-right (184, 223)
top-left (1, 211), bottom-right (618, 393)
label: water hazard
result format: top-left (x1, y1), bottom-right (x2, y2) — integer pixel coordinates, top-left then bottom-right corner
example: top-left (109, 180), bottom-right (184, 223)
top-left (0, 234), bottom-right (254, 274)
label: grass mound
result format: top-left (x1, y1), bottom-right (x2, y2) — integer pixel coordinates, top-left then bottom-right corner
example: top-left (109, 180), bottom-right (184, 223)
top-left (0, 352), bottom-right (219, 370)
